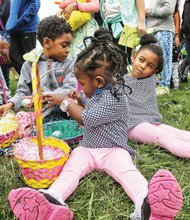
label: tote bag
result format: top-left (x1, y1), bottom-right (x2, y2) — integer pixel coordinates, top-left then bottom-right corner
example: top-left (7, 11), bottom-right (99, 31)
top-left (57, 0), bottom-right (92, 31)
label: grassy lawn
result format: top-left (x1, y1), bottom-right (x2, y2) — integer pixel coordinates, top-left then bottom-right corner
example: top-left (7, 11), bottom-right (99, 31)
top-left (0, 73), bottom-right (190, 219)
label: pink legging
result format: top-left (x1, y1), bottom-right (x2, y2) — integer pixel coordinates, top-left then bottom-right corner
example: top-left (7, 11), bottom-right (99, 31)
top-left (49, 147), bottom-right (148, 203)
top-left (128, 123), bottom-right (190, 158)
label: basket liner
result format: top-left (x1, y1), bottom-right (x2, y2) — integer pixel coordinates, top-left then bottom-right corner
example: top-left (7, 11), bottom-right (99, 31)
top-left (43, 120), bottom-right (83, 142)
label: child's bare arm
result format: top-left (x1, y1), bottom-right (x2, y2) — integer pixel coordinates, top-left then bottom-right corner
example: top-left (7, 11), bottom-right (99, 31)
top-left (67, 101), bottom-right (84, 125)
top-left (0, 102), bottom-right (14, 117)
top-left (136, 0), bottom-right (146, 35)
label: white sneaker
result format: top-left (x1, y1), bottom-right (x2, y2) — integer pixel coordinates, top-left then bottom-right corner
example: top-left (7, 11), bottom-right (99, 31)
top-left (156, 86), bottom-right (170, 96)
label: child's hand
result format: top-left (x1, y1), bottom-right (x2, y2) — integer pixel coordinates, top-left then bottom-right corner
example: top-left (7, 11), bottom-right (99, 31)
top-left (68, 90), bottom-right (80, 99)
top-left (56, 10), bottom-right (63, 17)
top-left (22, 96), bottom-right (33, 108)
top-left (42, 93), bottom-right (66, 108)
top-left (63, 3), bottom-right (75, 20)
top-left (0, 102), bottom-right (14, 117)
top-left (58, 0), bottom-right (75, 9)
top-left (68, 91), bottom-right (85, 107)
top-left (137, 21), bottom-right (146, 36)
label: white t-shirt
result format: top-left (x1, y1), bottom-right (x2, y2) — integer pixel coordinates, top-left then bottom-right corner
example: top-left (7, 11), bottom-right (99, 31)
top-left (144, 0), bottom-right (151, 9)
top-left (101, 0), bottom-right (120, 19)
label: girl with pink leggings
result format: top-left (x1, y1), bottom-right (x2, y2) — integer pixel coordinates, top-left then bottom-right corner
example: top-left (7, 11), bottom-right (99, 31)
top-left (126, 34), bottom-right (190, 159)
top-left (8, 31), bottom-right (183, 220)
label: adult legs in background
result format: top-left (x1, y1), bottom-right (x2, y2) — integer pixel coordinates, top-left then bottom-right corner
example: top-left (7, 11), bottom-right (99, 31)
top-left (171, 62), bottom-right (179, 89)
top-left (184, 38), bottom-right (190, 64)
top-left (155, 31), bottom-right (174, 95)
top-left (9, 33), bottom-right (36, 74)
top-left (178, 57), bottom-right (189, 82)
top-left (184, 37), bottom-right (190, 78)
top-left (128, 122), bottom-right (190, 158)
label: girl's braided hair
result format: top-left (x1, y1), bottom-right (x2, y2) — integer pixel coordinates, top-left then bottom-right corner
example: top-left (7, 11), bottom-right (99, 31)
top-left (75, 27), bottom-right (131, 99)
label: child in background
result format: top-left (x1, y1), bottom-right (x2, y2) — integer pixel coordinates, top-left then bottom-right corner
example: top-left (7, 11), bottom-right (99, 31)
top-left (8, 28), bottom-right (183, 220)
top-left (145, 0), bottom-right (177, 96)
top-left (57, 0), bottom-right (99, 58)
top-left (125, 34), bottom-right (190, 158)
top-left (171, 4), bottom-right (181, 89)
top-left (171, 40), bottom-right (181, 89)
top-left (0, 15), bottom-right (77, 121)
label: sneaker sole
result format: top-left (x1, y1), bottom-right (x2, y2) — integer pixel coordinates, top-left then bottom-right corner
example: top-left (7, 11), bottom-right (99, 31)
top-left (8, 188), bottom-right (73, 220)
top-left (148, 169), bottom-right (183, 220)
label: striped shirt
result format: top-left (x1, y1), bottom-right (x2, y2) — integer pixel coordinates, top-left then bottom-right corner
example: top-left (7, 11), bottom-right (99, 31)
top-left (124, 74), bottom-right (162, 129)
top-left (80, 88), bottom-right (135, 155)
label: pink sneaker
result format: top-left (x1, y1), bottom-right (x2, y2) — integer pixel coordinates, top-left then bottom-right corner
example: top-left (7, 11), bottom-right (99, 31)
top-left (148, 169), bottom-right (183, 220)
top-left (8, 187), bottom-right (73, 220)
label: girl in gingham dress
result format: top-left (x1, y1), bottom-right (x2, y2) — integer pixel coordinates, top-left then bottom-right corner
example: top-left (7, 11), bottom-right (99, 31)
top-left (8, 29), bottom-right (183, 220)
top-left (125, 34), bottom-right (190, 159)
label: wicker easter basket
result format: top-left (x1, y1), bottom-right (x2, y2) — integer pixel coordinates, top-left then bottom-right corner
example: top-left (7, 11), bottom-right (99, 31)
top-left (13, 137), bottom-right (70, 189)
top-left (0, 112), bottom-right (19, 148)
top-left (43, 119), bottom-right (83, 145)
top-left (13, 62), bottom-right (81, 189)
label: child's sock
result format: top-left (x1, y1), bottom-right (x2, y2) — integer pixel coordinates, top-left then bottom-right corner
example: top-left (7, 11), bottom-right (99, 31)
top-left (8, 187), bottom-right (73, 220)
top-left (39, 188), bottom-right (66, 206)
top-left (130, 190), bottom-right (149, 220)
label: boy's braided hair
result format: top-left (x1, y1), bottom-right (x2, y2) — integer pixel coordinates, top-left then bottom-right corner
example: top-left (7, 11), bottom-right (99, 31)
top-left (37, 15), bottom-right (72, 46)
top-left (75, 27), bottom-right (130, 98)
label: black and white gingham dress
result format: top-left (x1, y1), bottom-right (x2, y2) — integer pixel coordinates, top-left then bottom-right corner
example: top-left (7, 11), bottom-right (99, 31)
top-left (80, 88), bottom-right (135, 155)
top-left (124, 75), bottom-right (162, 129)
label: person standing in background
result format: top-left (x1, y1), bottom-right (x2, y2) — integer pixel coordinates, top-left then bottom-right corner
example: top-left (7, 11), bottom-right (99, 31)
top-left (171, 2), bottom-right (181, 89)
top-left (6, 0), bottom-right (40, 75)
top-left (180, 0), bottom-right (190, 82)
top-left (145, 0), bottom-right (177, 96)
top-left (57, 0), bottom-right (100, 59)
top-left (100, 0), bottom-right (146, 64)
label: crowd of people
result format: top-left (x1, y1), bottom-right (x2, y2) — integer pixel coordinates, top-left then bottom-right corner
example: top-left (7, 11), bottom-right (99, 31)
top-left (0, 0), bottom-right (189, 98)
top-left (0, 0), bottom-right (190, 219)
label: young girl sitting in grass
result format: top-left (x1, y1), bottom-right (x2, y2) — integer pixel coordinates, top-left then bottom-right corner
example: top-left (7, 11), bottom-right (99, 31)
top-left (8, 28), bottom-right (183, 220)
top-left (126, 34), bottom-right (190, 158)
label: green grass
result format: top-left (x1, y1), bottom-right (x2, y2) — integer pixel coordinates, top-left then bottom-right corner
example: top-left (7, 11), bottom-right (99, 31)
top-left (0, 74), bottom-right (190, 219)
